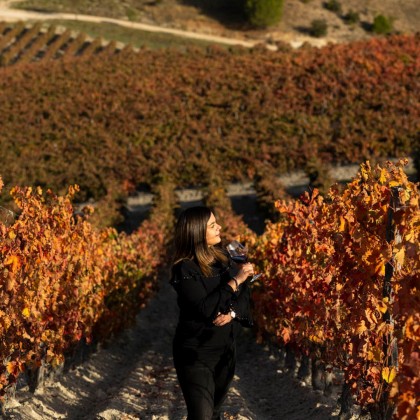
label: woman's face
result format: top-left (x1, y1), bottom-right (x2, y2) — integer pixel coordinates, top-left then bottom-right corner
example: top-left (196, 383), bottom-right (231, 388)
top-left (206, 213), bottom-right (221, 246)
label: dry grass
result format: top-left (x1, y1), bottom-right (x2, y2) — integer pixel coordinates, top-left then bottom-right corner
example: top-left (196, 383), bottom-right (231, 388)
top-left (43, 19), bottom-right (219, 50)
top-left (11, 0), bottom-right (420, 45)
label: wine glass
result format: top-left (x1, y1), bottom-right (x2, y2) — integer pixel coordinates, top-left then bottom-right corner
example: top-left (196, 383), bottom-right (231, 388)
top-left (226, 240), bottom-right (262, 283)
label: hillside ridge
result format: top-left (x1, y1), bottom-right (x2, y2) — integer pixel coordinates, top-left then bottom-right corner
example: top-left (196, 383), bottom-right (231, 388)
top-left (2, 0), bottom-right (419, 48)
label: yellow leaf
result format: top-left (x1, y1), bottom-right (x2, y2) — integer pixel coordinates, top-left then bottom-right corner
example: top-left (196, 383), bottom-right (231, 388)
top-left (4, 255), bottom-right (20, 273)
top-left (382, 366), bottom-right (397, 383)
top-left (378, 168), bottom-right (387, 184)
top-left (389, 180), bottom-right (400, 187)
top-left (6, 360), bottom-right (24, 374)
top-left (6, 362), bottom-right (16, 374)
top-left (309, 334), bottom-right (323, 344)
top-left (8, 231), bottom-right (16, 239)
top-left (365, 308), bottom-right (378, 326)
top-left (394, 247), bottom-right (405, 267)
top-left (361, 165), bottom-right (369, 181)
top-left (405, 229), bottom-right (415, 243)
top-left (51, 355), bottom-right (64, 368)
top-left (374, 260), bottom-right (386, 276)
top-left (339, 217), bottom-right (346, 232)
top-left (377, 299), bottom-right (388, 314)
top-left (22, 307), bottom-right (30, 318)
top-left (367, 347), bottom-right (382, 362)
top-left (356, 320), bottom-right (367, 335)
top-left (378, 264), bottom-right (385, 276)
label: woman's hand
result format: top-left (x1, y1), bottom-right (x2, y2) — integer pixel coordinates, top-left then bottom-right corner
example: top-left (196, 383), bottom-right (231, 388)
top-left (236, 262), bottom-right (255, 284)
top-left (227, 262), bottom-right (254, 291)
top-left (213, 312), bottom-right (232, 327)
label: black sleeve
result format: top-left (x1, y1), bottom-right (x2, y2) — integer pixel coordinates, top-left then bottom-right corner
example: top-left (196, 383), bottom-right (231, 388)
top-left (223, 255), bottom-right (253, 327)
top-left (172, 260), bottom-right (235, 321)
top-left (231, 282), bottom-right (253, 328)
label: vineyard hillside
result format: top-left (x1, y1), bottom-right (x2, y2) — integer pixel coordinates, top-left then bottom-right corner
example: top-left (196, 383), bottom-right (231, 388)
top-left (0, 21), bottom-right (126, 66)
top-left (0, 33), bottom-right (418, 227)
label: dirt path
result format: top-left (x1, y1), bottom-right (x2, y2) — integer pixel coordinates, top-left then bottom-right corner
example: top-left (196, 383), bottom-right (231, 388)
top-left (0, 2), bottom-right (329, 50)
top-left (5, 272), bottom-right (340, 419)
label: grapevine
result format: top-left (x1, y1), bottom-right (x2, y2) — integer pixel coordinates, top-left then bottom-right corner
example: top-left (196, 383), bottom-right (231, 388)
top-left (0, 177), bottom-right (168, 398)
top-left (1, 32), bottom-right (418, 223)
top-left (251, 160), bottom-right (419, 418)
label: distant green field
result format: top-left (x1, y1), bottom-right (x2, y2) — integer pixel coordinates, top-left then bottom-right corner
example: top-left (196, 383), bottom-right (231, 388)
top-left (44, 20), bottom-right (220, 50)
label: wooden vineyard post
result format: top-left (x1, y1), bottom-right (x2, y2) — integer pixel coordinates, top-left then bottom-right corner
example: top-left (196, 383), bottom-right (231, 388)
top-left (383, 187), bottom-right (401, 364)
top-left (379, 186), bottom-right (402, 419)
top-left (297, 354), bottom-right (311, 385)
top-left (339, 381), bottom-right (353, 419)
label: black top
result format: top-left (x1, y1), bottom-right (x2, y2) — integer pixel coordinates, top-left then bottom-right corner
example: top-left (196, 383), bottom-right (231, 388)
top-left (171, 255), bottom-right (253, 351)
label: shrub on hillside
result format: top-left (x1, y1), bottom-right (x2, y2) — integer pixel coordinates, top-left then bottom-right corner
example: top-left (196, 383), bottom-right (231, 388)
top-left (324, 0), bottom-right (342, 15)
top-left (343, 10), bottom-right (360, 25)
top-left (310, 19), bottom-right (328, 37)
top-left (245, 0), bottom-right (284, 28)
top-left (372, 14), bottom-right (394, 34)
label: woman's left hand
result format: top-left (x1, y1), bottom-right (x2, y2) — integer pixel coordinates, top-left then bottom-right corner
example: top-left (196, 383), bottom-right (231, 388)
top-left (213, 312), bottom-right (232, 326)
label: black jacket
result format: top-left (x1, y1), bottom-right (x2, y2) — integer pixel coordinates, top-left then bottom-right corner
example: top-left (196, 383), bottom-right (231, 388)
top-left (171, 256), bottom-right (253, 350)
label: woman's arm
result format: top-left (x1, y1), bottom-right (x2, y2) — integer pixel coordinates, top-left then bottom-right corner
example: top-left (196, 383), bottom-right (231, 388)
top-left (173, 260), bottom-right (236, 320)
top-left (172, 259), bottom-right (255, 320)
top-left (213, 282), bottom-right (253, 327)
top-left (231, 282), bottom-right (253, 327)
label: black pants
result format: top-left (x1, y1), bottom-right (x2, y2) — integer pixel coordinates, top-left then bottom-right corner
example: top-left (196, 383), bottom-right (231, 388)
top-left (173, 344), bottom-right (236, 420)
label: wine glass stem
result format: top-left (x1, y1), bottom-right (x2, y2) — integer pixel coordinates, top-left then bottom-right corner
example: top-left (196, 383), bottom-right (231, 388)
top-left (250, 273), bottom-right (262, 283)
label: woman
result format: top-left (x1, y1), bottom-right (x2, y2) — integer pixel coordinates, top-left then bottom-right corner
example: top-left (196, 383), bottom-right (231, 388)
top-left (170, 206), bottom-right (255, 420)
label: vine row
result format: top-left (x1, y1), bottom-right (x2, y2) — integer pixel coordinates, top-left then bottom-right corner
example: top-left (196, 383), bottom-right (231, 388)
top-left (0, 176), bottom-right (170, 399)
top-left (245, 160), bottom-right (418, 419)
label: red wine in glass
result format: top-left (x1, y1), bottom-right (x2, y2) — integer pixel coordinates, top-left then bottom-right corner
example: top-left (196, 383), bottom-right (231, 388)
top-left (226, 240), bottom-right (262, 282)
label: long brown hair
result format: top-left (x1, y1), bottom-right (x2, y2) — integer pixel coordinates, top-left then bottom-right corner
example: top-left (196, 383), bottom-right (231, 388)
top-left (173, 206), bottom-right (228, 277)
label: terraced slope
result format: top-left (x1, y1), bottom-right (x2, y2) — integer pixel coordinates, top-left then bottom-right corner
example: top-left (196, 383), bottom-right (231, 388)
top-left (0, 21), bottom-right (122, 66)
